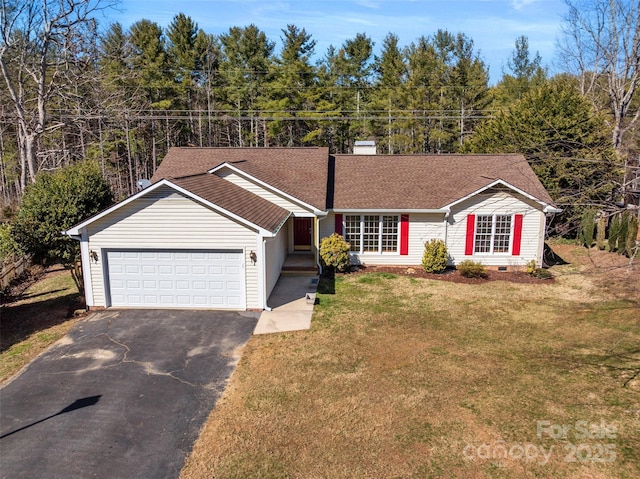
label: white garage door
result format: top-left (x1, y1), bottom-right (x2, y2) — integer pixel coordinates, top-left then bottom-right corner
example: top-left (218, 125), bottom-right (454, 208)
top-left (106, 250), bottom-right (245, 309)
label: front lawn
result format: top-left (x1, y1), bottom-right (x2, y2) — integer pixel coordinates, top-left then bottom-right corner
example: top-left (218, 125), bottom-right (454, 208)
top-left (182, 245), bottom-right (639, 478)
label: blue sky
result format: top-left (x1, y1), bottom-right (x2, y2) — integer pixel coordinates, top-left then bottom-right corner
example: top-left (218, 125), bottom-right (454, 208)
top-left (105, 0), bottom-right (569, 84)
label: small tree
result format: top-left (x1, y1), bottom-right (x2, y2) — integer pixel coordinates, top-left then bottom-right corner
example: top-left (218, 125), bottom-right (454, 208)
top-left (596, 215), bottom-right (607, 250)
top-left (319, 233), bottom-right (351, 273)
top-left (578, 208), bottom-right (596, 248)
top-left (12, 161), bottom-right (113, 292)
top-left (421, 239), bottom-right (448, 273)
top-left (624, 212), bottom-right (638, 257)
top-left (608, 214), bottom-right (622, 252)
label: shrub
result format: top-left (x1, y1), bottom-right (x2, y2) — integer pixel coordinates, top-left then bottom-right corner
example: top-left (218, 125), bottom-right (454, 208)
top-left (457, 260), bottom-right (487, 278)
top-left (608, 213), bottom-right (622, 252)
top-left (525, 259), bottom-right (537, 275)
top-left (577, 208), bottom-right (596, 248)
top-left (532, 267), bottom-right (553, 279)
top-left (596, 215), bottom-right (607, 250)
top-left (618, 212), bottom-right (629, 253)
top-left (624, 212), bottom-right (638, 257)
top-left (319, 233), bottom-right (351, 272)
top-left (524, 258), bottom-right (553, 279)
top-left (0, 223), bottom-right (21, 261)
top-left (12, 161), bottom-right (113, 293)
top-left (421, 239), bottom-right (448, 273)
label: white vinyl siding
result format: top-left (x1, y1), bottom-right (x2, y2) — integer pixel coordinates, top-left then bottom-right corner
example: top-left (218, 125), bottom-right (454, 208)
top-left (448, 190), bottom-right (545, 266)
top-left (85, 186), bottom-right (259, 309)
top-left (216, 169), bottom-right (314, 215)
top-left (265, 224), bottom-right (288, 299)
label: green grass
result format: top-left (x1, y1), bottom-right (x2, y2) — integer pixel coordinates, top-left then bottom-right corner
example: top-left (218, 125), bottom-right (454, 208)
top-left (182, 261), bottom-right (640, 479)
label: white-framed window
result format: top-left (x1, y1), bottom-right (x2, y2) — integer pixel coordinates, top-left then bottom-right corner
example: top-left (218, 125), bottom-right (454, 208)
top-left (474, 214), bottom-right (512, 254)
top-left (344, 214), bottom-right (399, 254)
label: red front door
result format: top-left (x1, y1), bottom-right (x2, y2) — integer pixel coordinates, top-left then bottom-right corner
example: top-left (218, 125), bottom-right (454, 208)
top-left (293, 218), bottom-right (312, 251)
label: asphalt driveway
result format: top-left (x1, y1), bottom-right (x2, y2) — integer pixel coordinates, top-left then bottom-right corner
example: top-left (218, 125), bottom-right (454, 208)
top-left (0, 309), bottom-right (259, 479)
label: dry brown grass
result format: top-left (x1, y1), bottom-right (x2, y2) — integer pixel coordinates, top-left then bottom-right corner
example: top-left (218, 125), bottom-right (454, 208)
top-left (1, 267), bottom-right (84, 384)
top-left (182, 244), bottom-right (639, 478)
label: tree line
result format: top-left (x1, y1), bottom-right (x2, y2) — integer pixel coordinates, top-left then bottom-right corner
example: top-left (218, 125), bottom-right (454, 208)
top-left (0, 0), bottom-right (638, 237)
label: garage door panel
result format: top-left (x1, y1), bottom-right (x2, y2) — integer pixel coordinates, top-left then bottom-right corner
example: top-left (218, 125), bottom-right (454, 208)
top-left (107, 250), bottom-right (245, 309)
top-left (158, 265), bottom-right (172, 275)
top-left (192, 265), bottom-right (206, 275)
top-left (175, 265), bottom-right (189, 275)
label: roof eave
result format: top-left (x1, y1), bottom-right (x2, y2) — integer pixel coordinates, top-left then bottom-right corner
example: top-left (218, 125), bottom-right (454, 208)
top-left (332, 208), bottom-right (449, 214)
top-left (443, 179), bottom-right (558, 212)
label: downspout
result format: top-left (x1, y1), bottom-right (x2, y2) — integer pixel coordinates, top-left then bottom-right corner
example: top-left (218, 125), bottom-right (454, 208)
top-left (316, 213), bottom-right (328, 275)
top-left (443, 208), bottom-right (451, 244)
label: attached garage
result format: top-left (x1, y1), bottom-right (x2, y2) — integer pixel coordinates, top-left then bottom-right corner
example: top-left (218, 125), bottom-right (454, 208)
top-left (106, 250), bottom-right (245, 309)
top-left (66, 177), bottom-right (292, 311)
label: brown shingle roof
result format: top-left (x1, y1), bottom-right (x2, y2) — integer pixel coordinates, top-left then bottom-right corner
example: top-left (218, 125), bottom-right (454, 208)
top-left (153, 148), bottom-right (557, 215)
top-left (170, 174), bottom-right (290, 233)
top-left (332, 153), bottom-right (556, 209)
top-left (152, 147), bottom-right (329, 210)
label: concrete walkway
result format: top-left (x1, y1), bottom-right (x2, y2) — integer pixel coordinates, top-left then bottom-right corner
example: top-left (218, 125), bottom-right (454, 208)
top-left (253, 275), bottom-right (318, 334)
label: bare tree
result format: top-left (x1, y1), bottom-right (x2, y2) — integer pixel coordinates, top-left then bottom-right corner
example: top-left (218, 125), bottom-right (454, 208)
top-left (559, 0), bottom-right (640, 150)
top-left (0, 0), bottom-right (114, 192)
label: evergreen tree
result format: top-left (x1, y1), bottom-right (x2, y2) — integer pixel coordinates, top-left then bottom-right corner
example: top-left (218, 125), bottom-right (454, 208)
top-left (448, 33), bottom-right (490, 148)
top-left (465, 77), bottom-right (622, 235)
top-left (371, 33), bottom-right (408, 153)
top-left (338, 33), bottom-right (374, 148)
top-left (12, 161), bottom-right (114, 291)
top-left (219, 25), bottom-right (275, 146)
top-left (494, 35), bottom-right (546, 105)
top-left (128, 19), bottom-right (172, 108)
top-left (166, 13), bottom-right (206, 143)
top-left (260, 25), bottom-right (317, 145)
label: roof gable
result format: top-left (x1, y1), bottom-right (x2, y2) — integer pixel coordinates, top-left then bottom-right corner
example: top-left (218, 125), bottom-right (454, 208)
top-left (66, 176), bottom-right (290, 236)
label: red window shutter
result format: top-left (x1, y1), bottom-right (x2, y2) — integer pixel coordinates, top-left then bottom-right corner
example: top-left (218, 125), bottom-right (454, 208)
top-left (465, 215), bottom-right (476, 255)
top-left (400, 214), bottom-right (409, 255)
top-left (512, 214), bottom-right (523, 256)
top-left (335, 214), bottom-right (343, 235)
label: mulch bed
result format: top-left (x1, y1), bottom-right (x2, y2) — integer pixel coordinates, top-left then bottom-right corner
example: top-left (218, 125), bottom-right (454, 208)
top-left (348, 264), bottom-right (553, 284)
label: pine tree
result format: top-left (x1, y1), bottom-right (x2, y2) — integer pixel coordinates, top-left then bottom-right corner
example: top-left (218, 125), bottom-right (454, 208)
top-left (219, 25), bottom-right (275, 146)
top-left (371, 33), bottom-right (408, 153)
top-left (259, 25), bottom-right (317, 146)
top-left (494, 35), bottom-right (546, 106)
